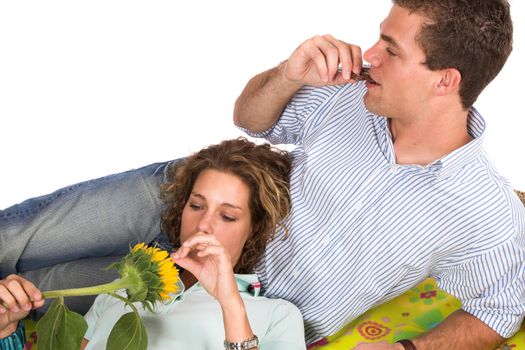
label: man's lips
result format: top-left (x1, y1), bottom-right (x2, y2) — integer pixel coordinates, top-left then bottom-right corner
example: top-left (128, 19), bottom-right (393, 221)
top-left (351, 67), bottom-right (379, 85)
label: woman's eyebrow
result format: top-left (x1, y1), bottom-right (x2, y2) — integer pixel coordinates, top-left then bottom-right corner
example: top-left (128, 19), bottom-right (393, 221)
top-left (222, 203), bottom-right (243, 211)
top-left (190, 192), bottom-right (243, 211)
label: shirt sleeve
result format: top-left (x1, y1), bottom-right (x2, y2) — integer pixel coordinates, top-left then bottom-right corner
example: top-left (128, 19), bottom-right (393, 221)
top-left (237, 84), bottom-right (340, 146)
top-left (433, 236), bottom-right (525, 338)
top-left (259, 300), bottom-right (306, 350)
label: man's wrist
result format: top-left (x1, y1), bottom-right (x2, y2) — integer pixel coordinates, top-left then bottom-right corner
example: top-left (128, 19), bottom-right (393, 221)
top-left (277, 60), bottom-right (304, 90)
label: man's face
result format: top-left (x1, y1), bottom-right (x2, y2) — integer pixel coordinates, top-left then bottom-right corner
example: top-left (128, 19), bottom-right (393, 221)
top-left (363, 5), bottom-right (438, 120)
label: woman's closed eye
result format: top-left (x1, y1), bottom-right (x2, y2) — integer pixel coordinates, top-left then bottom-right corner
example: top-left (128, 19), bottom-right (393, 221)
top-left (189, 203), bottom-right (203, 211)
top-left (222, 214), bottom-right (237, 223)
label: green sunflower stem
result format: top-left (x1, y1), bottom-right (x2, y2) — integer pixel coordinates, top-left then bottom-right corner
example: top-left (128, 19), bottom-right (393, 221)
top-left (42, 275), bottom-right (139, 299)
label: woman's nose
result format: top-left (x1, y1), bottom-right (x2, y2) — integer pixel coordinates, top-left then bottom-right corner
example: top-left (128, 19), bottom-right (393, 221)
top-left (197, 213), bottom-right (213, 234)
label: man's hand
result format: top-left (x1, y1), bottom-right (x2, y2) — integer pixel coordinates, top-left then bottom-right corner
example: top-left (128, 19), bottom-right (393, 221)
top-left (233, 34), bottom-right (365, 132)
top-left (351, 310), bottom-right (505, 350)
top-left (284, 34), bottom-right (364, 86)
top-left (0, 274), bottom-right (44, 338)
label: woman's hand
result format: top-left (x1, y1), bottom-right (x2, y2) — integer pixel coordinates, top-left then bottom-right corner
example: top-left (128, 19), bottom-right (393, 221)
top-left (171, 233), bottom-right (256, 344)
top-left (0, 274), bottom-right (44, 338)
top-left (171, 233), bottom-right (239, 307)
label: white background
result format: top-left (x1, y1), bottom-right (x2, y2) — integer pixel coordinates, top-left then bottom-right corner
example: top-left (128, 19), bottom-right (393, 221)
top-left (0, 1), bottom-right (523, 209)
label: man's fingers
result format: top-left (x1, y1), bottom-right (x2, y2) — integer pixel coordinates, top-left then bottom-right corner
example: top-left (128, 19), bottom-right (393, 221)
top-left (301, 42), bottom-right (330, 83)
top-left (312, 35), bottom-right (341, 82)
top-left (323, 34), bottom-right (352, 81)
top-left (349, 45), bottom-right (364, 77)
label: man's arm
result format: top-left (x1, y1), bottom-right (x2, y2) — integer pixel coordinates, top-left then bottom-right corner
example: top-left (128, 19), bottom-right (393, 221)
top-left (233, 34), bottom-right (364, 133)
top-left (412, 310), bottom-right (504, 350)
top-left (352, 310), bottom-right (505, 350)
top-left (233, 61), bottom-right (302, 133)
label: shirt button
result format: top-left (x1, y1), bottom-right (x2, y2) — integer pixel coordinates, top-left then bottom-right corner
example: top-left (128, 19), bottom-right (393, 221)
top-left (390, 165), bottom-right (399, 173)
top-left (291, 269), bottom-right (301, 279)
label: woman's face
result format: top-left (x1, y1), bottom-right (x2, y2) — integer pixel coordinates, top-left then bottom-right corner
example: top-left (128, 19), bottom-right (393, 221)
top-left (180, 169), bottom-right (253, 266)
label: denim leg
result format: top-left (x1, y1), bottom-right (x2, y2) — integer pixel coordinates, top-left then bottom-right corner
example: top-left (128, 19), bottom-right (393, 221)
top-left (0, 160), bottom-right (181, 277)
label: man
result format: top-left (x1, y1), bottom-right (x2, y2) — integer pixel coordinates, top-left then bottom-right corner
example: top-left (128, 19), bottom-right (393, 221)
top-left (0, 1), bottom-right (523, 349)
top-left (233, 0), bottom-right (524, 349)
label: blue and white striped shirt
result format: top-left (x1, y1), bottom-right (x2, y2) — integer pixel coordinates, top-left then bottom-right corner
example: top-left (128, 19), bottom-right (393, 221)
top-left (242, 81), bottom-right (525, 343)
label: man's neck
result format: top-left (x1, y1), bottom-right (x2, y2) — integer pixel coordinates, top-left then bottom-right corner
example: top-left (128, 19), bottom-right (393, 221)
top-left (389, 108), bottom-right (472, 166)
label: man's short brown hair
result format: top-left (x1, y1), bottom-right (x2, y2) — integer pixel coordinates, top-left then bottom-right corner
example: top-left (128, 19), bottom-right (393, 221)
top-left (393, 0), bottom-right (513, 109)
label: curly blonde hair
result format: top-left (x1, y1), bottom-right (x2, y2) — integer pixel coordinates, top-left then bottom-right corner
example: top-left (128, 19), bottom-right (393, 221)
top-left (160, 138), bottom-right (292, 274)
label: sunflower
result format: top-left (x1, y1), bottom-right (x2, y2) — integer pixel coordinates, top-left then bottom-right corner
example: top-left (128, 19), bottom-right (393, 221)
top-left (43, 242), bottom-right (180, 310)
top-left (37, 243), bottom-right (180, 350)
top-left (112, 242), bottom-right (180, 310)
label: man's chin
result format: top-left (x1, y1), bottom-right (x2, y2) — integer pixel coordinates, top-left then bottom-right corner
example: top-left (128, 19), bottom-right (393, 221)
top-left (363, 96), bottom-right (380, 115)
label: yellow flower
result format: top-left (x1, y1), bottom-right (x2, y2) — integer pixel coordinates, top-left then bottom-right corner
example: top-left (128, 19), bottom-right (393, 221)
top-left (38, 242), bottom-right (179, 350)
top-left (43, 242), bottom-right (180, 310)
top-left (130, 243), bottom-right (180, 301)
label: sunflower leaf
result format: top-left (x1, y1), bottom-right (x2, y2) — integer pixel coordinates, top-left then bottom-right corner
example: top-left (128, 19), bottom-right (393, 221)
top-left (35, 297), bottom-right (88, 350)
top-left (107, 311), bottom-right (148, 350)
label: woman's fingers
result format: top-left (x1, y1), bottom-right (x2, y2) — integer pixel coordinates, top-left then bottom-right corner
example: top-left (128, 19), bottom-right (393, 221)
top-left (172, 233), bottom-right (230, 263)
top-left (0, 275), bottom-right (41, 313)
top-left (195, 244), bottom-right (225, 258)
top-left (179, 233), bottom-right (220, 253)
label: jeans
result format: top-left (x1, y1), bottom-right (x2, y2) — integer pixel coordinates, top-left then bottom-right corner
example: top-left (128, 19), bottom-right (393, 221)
top-left (0, 160), bottom-right (177, 316)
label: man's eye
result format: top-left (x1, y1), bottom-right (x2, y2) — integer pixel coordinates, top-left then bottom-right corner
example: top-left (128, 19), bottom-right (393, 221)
top-left (386, 48), bottom-right (397, 56)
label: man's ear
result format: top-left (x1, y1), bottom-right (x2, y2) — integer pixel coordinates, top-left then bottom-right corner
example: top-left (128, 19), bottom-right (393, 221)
top-left (436, 68), bottom-right (461, 96)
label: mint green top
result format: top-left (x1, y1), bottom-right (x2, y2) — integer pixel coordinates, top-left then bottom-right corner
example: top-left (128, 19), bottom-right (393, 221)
top-left (83, 274), bottom-right (306, 349)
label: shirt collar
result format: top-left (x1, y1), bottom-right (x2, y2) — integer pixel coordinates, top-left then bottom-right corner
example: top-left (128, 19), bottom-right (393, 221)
top-left (233, 274), bottom-right (262, 297)
top-left (173, 274), bottom-right (261, 298)
top-left (156, 274), bottom-right (261, 313)
top-left (188, 274), bottom-right (261, 296)
top-left (380, 107), bottom-right (486, 177)
top-left (436, 107), bottom-right (485, 178)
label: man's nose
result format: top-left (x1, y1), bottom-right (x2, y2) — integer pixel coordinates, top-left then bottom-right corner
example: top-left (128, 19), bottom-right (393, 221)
top-left (363, 46), bottom-right (381, 67)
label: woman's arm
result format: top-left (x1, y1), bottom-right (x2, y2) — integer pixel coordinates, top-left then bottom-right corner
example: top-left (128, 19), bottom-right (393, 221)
top-left (171, 232), bottom-right (258, 348)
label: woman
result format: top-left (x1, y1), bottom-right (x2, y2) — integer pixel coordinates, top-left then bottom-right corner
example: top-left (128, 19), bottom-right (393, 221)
top-left (0, 138), bottom-right (306, 349)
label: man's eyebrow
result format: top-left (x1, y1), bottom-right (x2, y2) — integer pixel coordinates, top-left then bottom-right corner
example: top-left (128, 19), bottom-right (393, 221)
top-left (380, 34), bottom-right (401, 50)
